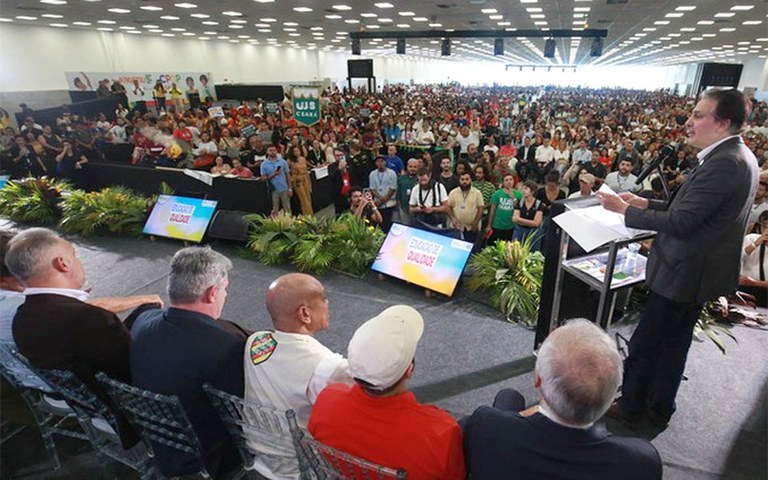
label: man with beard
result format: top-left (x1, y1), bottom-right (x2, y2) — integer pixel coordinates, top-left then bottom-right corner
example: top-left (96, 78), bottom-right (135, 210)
top-left (604, 158), bottom-right (641, 193)
top-left (447, 172), bottom-right (484, 244)
top-left (348, 186), bottom-right (383, 226)
top-left (409, 167), bottom-right (449, 229)
top-left (437, 157), bottom-right (459, 193)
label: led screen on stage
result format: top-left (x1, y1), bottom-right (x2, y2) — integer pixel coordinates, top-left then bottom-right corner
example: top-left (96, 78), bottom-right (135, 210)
top-left (143, 195), bottom-right (217, 243)
top-left (371, 223), bottom-right (473, 296)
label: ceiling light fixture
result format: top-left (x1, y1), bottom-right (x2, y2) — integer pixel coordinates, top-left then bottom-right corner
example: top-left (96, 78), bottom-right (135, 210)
top-left (161, 16), bottom-right (180, 20)
top-left (140, 6), bottom-right (163, 11)
top-left (333, 5), bottom-right (352, 10)
top-left (190, 13), bottom-right (209, 18)
top-left (222, 11), bottom-right (243, 16)
top-left (174, 3), bottom-right (197, 8)
top-left (108, 8), bottom-right (131, 13)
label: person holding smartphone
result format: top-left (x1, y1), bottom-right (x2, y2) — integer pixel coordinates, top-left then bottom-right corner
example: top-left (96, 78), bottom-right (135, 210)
top-left (348, 186), bottom-right (382, 226)
top-left (55, 139), bottom-right (88, 188)
top-left (260, 145), bottom-right (292, 216)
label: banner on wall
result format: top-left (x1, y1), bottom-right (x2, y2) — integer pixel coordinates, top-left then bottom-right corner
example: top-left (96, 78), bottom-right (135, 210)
top-left (64, 71), bottom-right (217, 106)
top-left (291, 86), bottom-right (321, 126)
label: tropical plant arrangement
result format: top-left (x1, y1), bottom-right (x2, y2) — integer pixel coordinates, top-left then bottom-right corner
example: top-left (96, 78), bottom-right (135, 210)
top-left (0, 176), bottom-right (71, 225)
top-left (244, 212), bottom-right (385, 276)
top-left (326, 213), bottom-right (386, 277)
top-left (465, 236), bottom-right (545, 328)
top-left (245, 212), bottom-right (301, 265)
top-left (59, 186), bottom-right (149, 236)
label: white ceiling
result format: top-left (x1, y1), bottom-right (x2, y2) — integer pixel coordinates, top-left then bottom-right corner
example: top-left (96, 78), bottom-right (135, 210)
top-left (1, 0), bottom-right (767, 66)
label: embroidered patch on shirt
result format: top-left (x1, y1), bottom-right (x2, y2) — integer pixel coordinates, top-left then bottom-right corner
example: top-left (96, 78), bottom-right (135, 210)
top-left (250, 332), bottom-right (278, 365)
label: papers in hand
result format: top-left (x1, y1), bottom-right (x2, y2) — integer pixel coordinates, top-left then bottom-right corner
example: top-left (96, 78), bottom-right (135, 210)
top-left (553, 186), bottom-right (654, 252)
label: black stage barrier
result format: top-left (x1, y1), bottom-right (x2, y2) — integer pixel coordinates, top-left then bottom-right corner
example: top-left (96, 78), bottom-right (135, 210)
top-left (84, 162), bottom-right (335, 215)
top-left (215, 85), bottom-right (284, 102)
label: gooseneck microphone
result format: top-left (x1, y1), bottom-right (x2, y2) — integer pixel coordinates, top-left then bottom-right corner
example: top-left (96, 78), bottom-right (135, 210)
top-left (635, 145), bottom-right (675, 185)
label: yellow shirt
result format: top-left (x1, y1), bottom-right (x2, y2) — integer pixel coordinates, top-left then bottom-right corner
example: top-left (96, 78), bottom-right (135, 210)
top-left (448, 187), bottom-right (484, 230)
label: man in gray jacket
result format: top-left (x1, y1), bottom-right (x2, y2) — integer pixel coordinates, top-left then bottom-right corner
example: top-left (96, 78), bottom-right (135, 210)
top-left (598, 88), bottom-right (759, 427)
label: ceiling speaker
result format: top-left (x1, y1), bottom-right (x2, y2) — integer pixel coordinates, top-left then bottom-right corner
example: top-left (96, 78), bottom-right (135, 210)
top-left (544, 39), bottom-right (556, 58)
top-left (591, 37), bottom-right (604, 57)
top-left (351, 38), bottom-right (361, 55)
top-left (494, 38), bottom-right (504, 56)
top-left (441, 38), bottom-right (451, 56)
top-left (396, 37), bottom-right (406, 54)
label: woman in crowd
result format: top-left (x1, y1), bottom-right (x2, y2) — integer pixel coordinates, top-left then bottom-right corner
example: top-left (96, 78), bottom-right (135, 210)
top-left (512, 180), bottom-right (544, 251)
top-left (210, 156), bottom-right (231, 175)
top-left (486, 173), bottom-right (522, 244)
top-left (287, 145), bottom-right (314, 215)
top-left (218, 128), bottom-right (244, 160)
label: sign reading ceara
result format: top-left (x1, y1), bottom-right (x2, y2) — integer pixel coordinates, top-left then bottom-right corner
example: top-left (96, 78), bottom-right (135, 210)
top-left (292, 87), bottom-right (321, 126)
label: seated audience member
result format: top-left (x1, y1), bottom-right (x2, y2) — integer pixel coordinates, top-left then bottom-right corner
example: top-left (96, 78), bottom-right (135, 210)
top-left (349, 186), bottom-right (383, 226)
top-left (194, 131), bottom-right (218, 168)
top-left (6, 228), bottom-right (162, 445)
top-left (746, 180), bottom-right (767, 234)
top-left (210, 156), bottom-right (231, 175)
top-left (130, 247), bottom-right (245, 478)
top-left (244, 273), bottom-right (352, 478)
top-left (309, 305), bottom-right (466, 480)
top-left (230, 158), bottom-right (254, 178)
top-left (567, 172), bottom-right (596, 199)
top-left (604, 158), bottom-right (641, 193)
top-left (638, 176), bottom-right (666, 201)
top-left (740, 210), bottom-right (768, 307)
top-left (463, 319), bottom-right (662, 480)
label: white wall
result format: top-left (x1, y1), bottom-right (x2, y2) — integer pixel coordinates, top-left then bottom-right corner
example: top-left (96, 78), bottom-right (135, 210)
top-left (1, 23), bottom-right (763, 95)
top-left (738, 57), bottom-right (768, 100)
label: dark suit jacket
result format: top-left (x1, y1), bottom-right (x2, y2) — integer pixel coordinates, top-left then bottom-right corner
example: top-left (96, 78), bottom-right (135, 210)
top-left (625, 137), bottom-right (759, 303)
top-left (516, 144), bottom-right (537, 163)
top-left (463, 408), bottom-right (662, 480)
top-left (12, 293), bottom-right (139, 447)
top-left (13, 294), bottom-right (131, 382)
top-left (130, 307), bottom-right (245, 477)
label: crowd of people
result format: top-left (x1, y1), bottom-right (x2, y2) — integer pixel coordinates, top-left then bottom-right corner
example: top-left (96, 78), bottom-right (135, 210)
top-left (2, 85), bottom-right (766, 236)
top-left (1, 228), bottom-right (662, 479)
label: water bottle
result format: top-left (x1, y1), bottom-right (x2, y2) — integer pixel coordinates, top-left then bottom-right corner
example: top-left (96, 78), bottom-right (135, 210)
top-left (625, 243), bottom-right (640, 275)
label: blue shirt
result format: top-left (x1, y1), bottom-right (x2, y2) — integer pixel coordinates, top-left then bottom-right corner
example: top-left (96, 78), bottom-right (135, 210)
top-left (260, 157), bottom-right (290, 192)
top-left (369, 168), bottom-right (398, 209)
top-left (384, 125), bottom-right (401, 143)
top-left (385, 155), bottom-right (404, 175)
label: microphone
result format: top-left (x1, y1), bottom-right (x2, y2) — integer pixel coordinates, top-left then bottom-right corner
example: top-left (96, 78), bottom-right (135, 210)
top-left (635, 145), bottom-right (675, 185)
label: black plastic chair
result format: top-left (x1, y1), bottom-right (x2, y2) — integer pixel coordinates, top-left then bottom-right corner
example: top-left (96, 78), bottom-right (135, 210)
top-left (0, 343), bottom-right (87, 471)
top-left (97, 373), bottom-right (244, 479)
top-left (32, 366), bottom-right (156, 480)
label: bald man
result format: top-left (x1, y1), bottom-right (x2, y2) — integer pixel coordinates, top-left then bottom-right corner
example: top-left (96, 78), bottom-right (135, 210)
top-left (243, 273), bottom-right (352, 479)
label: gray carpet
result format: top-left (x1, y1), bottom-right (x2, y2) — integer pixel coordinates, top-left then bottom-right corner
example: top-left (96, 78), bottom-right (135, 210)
top-left (1, 230), bottom-right (766, 479)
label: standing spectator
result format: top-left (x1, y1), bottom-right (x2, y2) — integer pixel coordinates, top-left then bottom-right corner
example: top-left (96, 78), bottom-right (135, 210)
top-left (487, 174), bottom-right (522, 244)
top-left (260, 146), bottom-right (292, 215)
top-left (287, 145), bottom-right (313, 215)
top-left (153, 79), bottom-right (167, 114)
top-left (447, 172), bottom-right (485, 244)
top-left (512, 180), bottom-right (544, 250)
top-left (369, 155), bottom-right (398, 231)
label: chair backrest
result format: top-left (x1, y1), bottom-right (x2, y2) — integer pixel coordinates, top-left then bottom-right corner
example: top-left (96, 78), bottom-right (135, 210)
top-left (202, 384), bottom-right (298, 471)
top-left (33, 365), bottom-right (117, 430)
top-left (0, 342), bottom-right (53, 393)
top-left (288, 416), bottom-right (407, 480)
top-left (96, 373), bottom-right (206, 459)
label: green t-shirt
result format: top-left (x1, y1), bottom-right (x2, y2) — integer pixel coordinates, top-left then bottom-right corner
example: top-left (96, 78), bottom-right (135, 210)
top-left (473, 180), bottom-right (496, 212)
top-left (490, 189), bottom-right (522, 230)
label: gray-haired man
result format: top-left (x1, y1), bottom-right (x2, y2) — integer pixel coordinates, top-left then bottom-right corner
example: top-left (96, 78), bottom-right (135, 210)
top-left (130, 246), bottom-right (245, 478)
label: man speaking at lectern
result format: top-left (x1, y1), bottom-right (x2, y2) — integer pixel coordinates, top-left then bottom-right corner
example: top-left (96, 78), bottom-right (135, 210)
top-left (597, 88), bottom-right (758, 427)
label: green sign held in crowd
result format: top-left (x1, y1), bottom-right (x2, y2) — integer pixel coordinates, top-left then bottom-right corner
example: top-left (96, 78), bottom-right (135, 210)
top-left (292, 87), bottom-right (321, 126)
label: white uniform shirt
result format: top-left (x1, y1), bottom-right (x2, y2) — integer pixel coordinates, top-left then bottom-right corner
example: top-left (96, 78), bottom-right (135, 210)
top-left (243, 330), bottom-right (352, 478)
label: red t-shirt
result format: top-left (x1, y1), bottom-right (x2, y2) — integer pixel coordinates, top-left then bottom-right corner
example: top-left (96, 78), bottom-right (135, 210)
top-left (308, 384), bottom-right (466, 480)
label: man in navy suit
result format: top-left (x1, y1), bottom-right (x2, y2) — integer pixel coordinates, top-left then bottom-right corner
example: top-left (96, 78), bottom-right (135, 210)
top-left (131, 246), bottom-right (245, 478)
top-left (598, 89), bottom-right (759, 426)
top-left (463, 319), bottom-right (661, 480)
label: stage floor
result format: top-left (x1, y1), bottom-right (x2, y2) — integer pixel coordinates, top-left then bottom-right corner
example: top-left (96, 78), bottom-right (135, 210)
top-left (1, 227), bottom-right (766, 479)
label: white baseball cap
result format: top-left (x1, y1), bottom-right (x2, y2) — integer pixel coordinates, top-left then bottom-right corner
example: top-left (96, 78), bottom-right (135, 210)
top-left (348, 305), bottom-right (424, 391)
